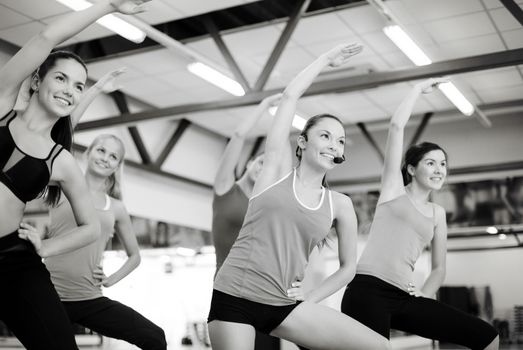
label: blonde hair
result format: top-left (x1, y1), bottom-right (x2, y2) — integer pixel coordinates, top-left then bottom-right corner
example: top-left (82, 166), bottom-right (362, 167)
top-left (85, 134), bottom-right (126, 200)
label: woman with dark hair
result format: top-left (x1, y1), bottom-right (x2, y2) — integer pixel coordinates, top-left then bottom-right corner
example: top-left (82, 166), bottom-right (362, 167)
top-left (208, 43), bottom-right (391, 350)
top-left (0, 1), bottom-right (150, 349)
top-left (341, 78), bottom-right (499, 349)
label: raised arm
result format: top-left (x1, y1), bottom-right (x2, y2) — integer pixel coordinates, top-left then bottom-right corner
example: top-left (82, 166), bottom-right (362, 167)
top-left (378, 77), bottom-right (448, 204)
top-left (97, 199), bottom-right (141, 287)
top-left (306, 193), bottom-right (358, 303)
top-left (71, 67), bottom-right (126, 128)
top-left (213, 93), bottom-right (281, 195)
top-left (0, 0), bottom-right (149, 116)
top-left (254, 43), bottom-right (363, 194)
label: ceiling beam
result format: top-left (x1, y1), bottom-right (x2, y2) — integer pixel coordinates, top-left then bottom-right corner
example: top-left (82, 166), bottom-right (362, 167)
top-left (356, 122), bottom-right (384, 163)
top-left (500, 0), bottom-right (523, 26)
top-left (155, 119), bottom-right (192, 168)
top-left (204, 16), bottom-right (251, 92)
top-left (253, 0), bottom-right (311, 91)
top-left (76, 48), bottom-right (523, 131)
top-left (110, 91), bottom-right (152, 165)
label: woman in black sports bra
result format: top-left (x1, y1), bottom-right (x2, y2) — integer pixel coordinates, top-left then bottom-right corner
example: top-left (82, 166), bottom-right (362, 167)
top-left (0, 1), bottom-right (150, 349)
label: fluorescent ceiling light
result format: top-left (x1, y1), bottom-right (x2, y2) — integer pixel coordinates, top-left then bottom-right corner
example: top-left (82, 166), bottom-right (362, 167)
top-left (383, 25), bottom-right (431, 66)
top-left (56, 0), bottom-right (146, 43)
top-left (268, 106), bottom-right (307, 131)
top-left (438, 82), bottom-right (475, 116)
top-left (187, 62), bottom-right (245, 97)
top-left (383, 24), bottom-right (476, 117)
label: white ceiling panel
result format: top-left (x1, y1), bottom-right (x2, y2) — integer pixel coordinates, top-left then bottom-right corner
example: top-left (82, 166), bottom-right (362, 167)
top-left (0, 5), bottom-right (32, 30)
top-left (363, 83), bottom-right (415, 109)
top-left (119, 48), bottom-right (189, 75)
top-left (291, 13), bottom-right (355, 46)
top-left (395, 0), bottom-right (483, 22)
top-left (462, 67), bottom-right (523, 90)
top-left (252, 45), bottom-right (315, 83)
top-left (156, 69), bottom-right (214, 90)
top-left (144, 89), bottom-right (197, 108)
top-left (301, 36), bottom-right (362, 58)
top-left (185, 110), bottom-right (239, 137)
top-left (380, 51), bottom-right (415, 69)
top-left (162, 0), bottom-right (252, 18)
top-left (1, 0), bottom-right (69, 20)
top-left (420, 92), bottom-right (455, 110)
top-left (489, 7), bottom-right (523, 31)
top-left (136, 119), bottom-right (179, 159)
top-left (361, 31), bottom-right (401, 54)
top-left (474, 84), bottom-right (523, 104)
top-left (87, 58), bottom-right (144, 82)
top-left (120, 76), bottom-right (173, 98)
top-left (424, 34), bottom-right (505, 61)
top-left (186, 37), bottom-right (229, 70)
top-left (223, 25), bottom-right (287, 59)
top-left (336, 5), bottom-right (387, 34)
top-left (502, 28), bottom-right (523, 49)
top-left (0, 21), bottom-right (44, 46)
top-left (423, 12), bottom-right (496, 43)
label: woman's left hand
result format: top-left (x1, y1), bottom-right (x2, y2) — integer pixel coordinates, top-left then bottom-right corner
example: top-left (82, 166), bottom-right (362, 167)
top-left (287, 280), bottom-right (306, 301)
top-left (93, 264), bottom-right (112, 287)
top-left (407, 282), bottom-right (426, 297)
top-left (18, 222), bottom-right (45, 256)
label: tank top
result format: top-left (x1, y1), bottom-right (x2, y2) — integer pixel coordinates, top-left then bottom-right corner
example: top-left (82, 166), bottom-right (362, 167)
top-left (0, 110), bottom-right (63, 203)
top-left (357, 194), bottom-right (435, 291)
top-left (212, 183), bottom-right (249, 273)
top-left (44, 194), bottom-right (115, 301)
top-left (214, 169), bottom-right (334, 305)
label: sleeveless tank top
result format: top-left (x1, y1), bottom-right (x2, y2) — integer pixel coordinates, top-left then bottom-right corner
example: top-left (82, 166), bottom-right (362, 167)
top-left (212, 183), bottom-right (249, 273)
top-left (357, 194), bottom-right (435, 291)
top-left (214, 169), bottom-right (334, 305)
top-left (0, 110), bottom-right (63, 203)
top-left (45, 194), bottom-right (115, 301)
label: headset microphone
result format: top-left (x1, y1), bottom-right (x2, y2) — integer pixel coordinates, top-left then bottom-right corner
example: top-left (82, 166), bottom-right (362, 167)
top-left (333, 155), bottom-right (345, 164)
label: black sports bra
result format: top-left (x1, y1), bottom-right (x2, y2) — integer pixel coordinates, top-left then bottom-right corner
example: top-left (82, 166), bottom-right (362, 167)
top-left (0, 110), bottom-right (63, 203)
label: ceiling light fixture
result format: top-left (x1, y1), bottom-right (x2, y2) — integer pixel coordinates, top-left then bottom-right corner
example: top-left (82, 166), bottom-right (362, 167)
top-left (383, 25), bottom-right (431, 66)
top-left (187, 62), bottom-right (245, 97)
top-left (56, 0), bottom-right (146, 43)
top-left (368, 0), bottom-right (484, 122)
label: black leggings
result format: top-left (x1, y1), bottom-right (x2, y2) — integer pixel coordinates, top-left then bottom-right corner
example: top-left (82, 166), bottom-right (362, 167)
top-left (341, 274), bottom-right (498, 350)
top-left (0, 231), bottom-right (78, 350)
top-left (63, 296), bottom-right (167, 350)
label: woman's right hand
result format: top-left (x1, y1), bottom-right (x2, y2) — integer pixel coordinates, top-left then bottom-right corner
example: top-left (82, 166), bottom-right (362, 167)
top-left (109, 0), bottom-right (152, 15)
top-left (326, 43), bottom-right (364, 67)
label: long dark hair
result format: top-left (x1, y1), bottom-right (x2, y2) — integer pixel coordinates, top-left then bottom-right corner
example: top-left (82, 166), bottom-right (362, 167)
top-left (401, 142), bottom-right (448, 185)
top-left (295, 114), bottom-right (345, 187)
top-left (32, 51), bottom-right (87, 206)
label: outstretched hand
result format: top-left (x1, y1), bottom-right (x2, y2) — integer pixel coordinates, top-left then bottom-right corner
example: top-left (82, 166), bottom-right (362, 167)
top-left (95, 67), bottom-right (126, 93)
top-left (109, 0), bottom-right (151, 15)
top-left (326, 43), bottom-right (364, 68)
top-left (416, 77), bottom-right (450, 94)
